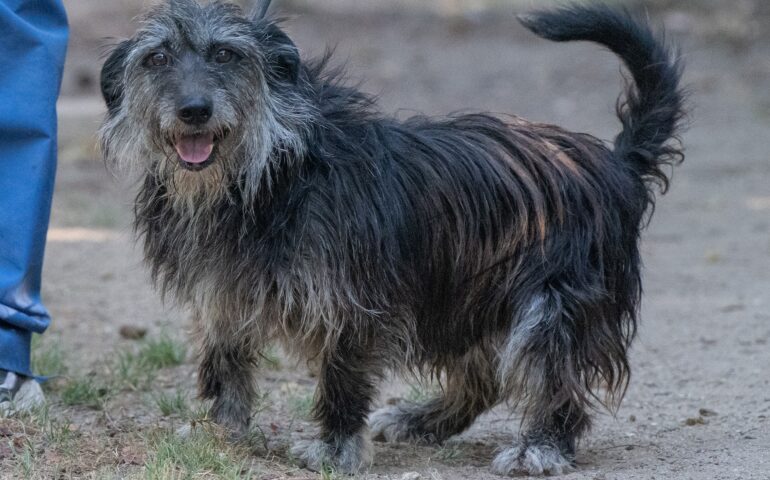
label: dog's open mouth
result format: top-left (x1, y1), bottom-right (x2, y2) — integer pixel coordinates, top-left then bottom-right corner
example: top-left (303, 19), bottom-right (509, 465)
top-left (174, 132), bottom-right (216, 170)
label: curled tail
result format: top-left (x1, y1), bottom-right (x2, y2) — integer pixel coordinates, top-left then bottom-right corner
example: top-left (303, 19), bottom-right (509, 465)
top-left (519, 2), bottom-right (686, 193)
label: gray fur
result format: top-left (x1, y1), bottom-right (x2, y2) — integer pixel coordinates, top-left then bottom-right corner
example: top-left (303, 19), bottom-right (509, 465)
top-left (370, 403), bottom-right (431, 444)
top-left (291, 430), bottom-right (374, 474)
top-left (491, 443), bottom-right (573, 476)
top-left (99, 1), bottom-right (686, 476)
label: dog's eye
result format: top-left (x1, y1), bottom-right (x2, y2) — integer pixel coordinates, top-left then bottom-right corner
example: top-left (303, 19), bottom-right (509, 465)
top-left (147, 52), bottom-right (169, 67)
top-left (215, 49), bottom-right (234, 64)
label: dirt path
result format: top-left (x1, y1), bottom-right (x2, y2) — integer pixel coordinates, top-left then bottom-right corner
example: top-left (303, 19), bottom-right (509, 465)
top-left (3, 1), bottom-right (768, 479)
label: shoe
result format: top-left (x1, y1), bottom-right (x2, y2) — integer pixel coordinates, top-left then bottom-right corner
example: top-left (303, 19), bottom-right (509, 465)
top-left (0, 370), bottom-right (45, 416)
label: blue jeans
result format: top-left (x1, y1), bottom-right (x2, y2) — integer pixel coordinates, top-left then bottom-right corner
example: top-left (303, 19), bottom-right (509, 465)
top-left (0, 0), bottom-right (68, 376)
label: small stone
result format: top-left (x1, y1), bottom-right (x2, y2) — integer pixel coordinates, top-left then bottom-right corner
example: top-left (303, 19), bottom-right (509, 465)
top-left (720, 304), bottom-right (745, 313)
top-left (629, 415), bottom-right (636, 422)
top-left (119, 325), bottom-right (147, 340)
top-left (699, 408), bottom-right (718, 417)
top-left (0, 442), bottom-right (13, 461)
top-left (684, 417), bottom-right (706, 426)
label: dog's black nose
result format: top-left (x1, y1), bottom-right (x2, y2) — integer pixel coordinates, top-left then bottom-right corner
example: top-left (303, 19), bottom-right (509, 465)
top-left (177, 97), bottom-right (213, 125)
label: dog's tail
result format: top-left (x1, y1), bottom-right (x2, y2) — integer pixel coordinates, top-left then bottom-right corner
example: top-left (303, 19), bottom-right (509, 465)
top-left (519, 3), bottom-right (686, 192)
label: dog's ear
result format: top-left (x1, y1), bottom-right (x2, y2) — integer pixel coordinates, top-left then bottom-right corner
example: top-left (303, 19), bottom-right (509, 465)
top-left (250, 0), bottom-right (273, 21)
top-left (247, 1), bottom-right (298, 83)
top-left (100, 40), bottom-right (134, 114)
top-left (262, 25), bottom-right (300, 84)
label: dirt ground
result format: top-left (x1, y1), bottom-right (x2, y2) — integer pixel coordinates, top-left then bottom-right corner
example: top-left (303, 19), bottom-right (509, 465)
top-left (2, 0), bottom-right (768, 478)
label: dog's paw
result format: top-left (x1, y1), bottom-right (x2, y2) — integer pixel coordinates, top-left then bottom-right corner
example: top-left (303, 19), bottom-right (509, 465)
top-left (491, 442), bottom-right (573, 476)
top-left (291, 433), bottom-right (373, 474)
top-left (369, 404), bottom-right (437, 444)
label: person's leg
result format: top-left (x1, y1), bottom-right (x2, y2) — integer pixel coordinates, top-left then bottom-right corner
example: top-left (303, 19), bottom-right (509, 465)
top-left (0, 0), bottom-right (69, 403)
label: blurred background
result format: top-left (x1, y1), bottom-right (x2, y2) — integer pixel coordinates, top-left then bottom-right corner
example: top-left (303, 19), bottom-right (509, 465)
top-left (12, 0), bottom-right (769, 478)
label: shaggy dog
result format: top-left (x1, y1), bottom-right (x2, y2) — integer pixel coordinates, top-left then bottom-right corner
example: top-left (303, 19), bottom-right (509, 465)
top-left (99, 0), bottom-right (685, 475)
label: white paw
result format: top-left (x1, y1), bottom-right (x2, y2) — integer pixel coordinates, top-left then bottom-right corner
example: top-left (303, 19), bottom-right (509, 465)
top-left (370, 405), bottom-right (413, 442)
top-left (369, 404), bottom-right (434, 444)
top-left (491, 443), bottom-right (573, 476)
top-left (291, 432), bottom-right (373, 474)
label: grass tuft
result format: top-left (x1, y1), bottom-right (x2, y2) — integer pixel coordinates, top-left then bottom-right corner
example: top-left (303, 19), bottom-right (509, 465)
top-left (60, 376), bottom-right (109, 409)
top-left (154, 390), bottom-right (189, 417)
top-left (288, 392), bottom-right (314, 419)
top-left (16, 439), bottom-right (35, 479)
top-left (143, 426), bottom-right (253, 480)
top-left (138, 335), bottom-right (187, 369)
top-left (321, 465), bottom-right (347, 480)
top-left (111, 334), bottom-right (186, 392)
top-left (114, 350), bottom-right (155, 391)
top-left (31, 334), bottom-right (68, 384)
top-left (434, 443), bottom-right (464, 462)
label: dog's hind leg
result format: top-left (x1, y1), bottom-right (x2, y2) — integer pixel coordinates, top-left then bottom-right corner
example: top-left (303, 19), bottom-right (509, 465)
top-left (290, 335), bottom-right (379, 473)
top-left (369, 347), bottom-right (498, 445)
top-left (492, 290), bottom-right (619, 476)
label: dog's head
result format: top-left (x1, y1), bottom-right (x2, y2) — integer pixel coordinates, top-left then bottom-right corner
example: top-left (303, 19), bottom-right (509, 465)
top-left (99, 0), bottom-right (311, 202)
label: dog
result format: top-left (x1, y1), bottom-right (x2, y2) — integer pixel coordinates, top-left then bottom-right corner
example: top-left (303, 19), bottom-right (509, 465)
top-left (99, 0), bottom-right (685, 475)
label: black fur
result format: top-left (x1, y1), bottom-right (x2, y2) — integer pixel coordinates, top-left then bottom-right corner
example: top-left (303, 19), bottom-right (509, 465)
top-left (99, 1), bottom-right (686, 475)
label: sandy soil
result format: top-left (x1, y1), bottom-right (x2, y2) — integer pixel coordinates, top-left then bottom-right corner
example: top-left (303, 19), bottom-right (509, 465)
top-left (3, 1), bottom-right (768, 478)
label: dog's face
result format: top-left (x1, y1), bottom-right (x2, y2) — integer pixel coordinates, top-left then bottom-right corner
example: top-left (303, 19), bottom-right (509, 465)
top-left (99, 0), bottom-right (308, 202)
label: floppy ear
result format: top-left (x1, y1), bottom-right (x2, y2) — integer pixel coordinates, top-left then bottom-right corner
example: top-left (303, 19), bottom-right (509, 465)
top-left (263, 24), bottom-right (300, 84)
top-left (100, 40), bottom-right (134, 114)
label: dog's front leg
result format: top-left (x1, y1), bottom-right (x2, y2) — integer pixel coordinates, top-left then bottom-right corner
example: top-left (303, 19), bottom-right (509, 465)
top-left (197, 323), bottom-right (259, 440)
top-left (291, 339), bottom-right (378, 473)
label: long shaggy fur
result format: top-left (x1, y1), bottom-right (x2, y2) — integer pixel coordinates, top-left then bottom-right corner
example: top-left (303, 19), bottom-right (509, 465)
top-left (99, 0), bottom-right (685, 475)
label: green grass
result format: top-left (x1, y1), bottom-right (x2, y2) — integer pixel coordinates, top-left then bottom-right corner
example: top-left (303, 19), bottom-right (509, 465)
top-left (43, 417), bottom-right (78, 453)
top-left (17, 404), bottom-right (78, 454)
top-left (321, 465), bottom-right (344, 480)
top-left (182, 401), bottom-right (212, 424)
top-left (143, 427), bottom-right (254, 480)
top-left (138, 335), bottom-right (187, 370)
top-left (434, 443), bottom-right (464, 462)
top-left (60, 376), bottom-right (109, 409)
top-left (112, 334), bottom-right (187, 391)
top-left (114, 350), bottom-right (156, 391)
top-left (32, 333), bottom-right (188, 402)
top-left (31, 334), bottom-right (68, 383)
top-left (288, 391), bottom-right (314, 419)
top-left (154, 391), bottom-right (189, 417)
top-left (260, 346), bottom-right (281, 370)
top-left (15, 439), bottom-right (35, 480)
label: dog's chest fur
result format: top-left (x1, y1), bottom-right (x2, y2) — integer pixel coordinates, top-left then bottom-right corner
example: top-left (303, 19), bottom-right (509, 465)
top-left (134, 170), bottom-right (409, 353)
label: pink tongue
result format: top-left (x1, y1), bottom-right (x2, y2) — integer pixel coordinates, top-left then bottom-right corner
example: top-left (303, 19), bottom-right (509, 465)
top-left (175, 133), bottom-right (214, 164)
